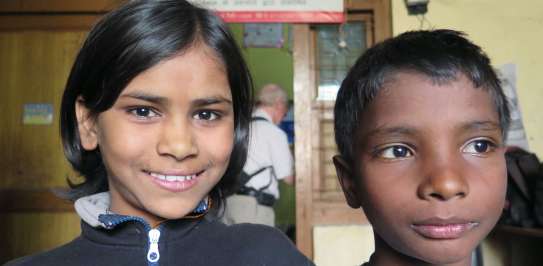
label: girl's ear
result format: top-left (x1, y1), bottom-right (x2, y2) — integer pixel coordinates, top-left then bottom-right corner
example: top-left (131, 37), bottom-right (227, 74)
top-left (333, 155), bottom-right (362, 209)
top-left (75, 98), bottom-right (98, 151)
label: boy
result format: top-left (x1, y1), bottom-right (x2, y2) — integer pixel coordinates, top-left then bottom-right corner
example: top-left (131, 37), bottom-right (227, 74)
top-left (333, 30), bottom-right (510, 265)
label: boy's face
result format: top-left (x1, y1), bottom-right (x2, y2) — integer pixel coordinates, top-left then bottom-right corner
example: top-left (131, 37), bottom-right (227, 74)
top-left (335, 72), bottom-right (506, 265)
top-left (77, 46), bottom-right (234, 226)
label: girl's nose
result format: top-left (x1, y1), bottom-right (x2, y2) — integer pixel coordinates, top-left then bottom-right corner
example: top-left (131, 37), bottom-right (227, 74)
top-left (157, 120), bottom-right (198, 160)
top-left (417, 157), bottom-right (469, 201)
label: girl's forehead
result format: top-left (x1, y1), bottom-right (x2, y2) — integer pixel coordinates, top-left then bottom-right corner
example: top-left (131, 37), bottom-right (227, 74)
top-left (184, 42), bottom-right (226, 71)
top-left (116, 46), bottom-right (231, 101)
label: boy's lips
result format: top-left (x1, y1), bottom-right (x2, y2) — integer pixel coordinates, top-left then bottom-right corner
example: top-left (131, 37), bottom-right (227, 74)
top-left (411, 217), bottom-right (479, 239)
top-left (144, 169), bottom-right (204, 192)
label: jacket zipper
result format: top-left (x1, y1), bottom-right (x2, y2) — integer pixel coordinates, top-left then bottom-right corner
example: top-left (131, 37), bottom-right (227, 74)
top-left (147, 228), bottom-right (161, 265)
top-left (98, 214), bottom-right (162, 265)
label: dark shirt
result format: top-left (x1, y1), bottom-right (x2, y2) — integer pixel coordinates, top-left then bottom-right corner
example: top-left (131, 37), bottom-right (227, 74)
top-left (7, 217), bottom-right (314, 266)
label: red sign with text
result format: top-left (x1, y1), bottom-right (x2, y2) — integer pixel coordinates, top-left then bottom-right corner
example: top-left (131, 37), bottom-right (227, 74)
top-left (189, 1), bottom-right (344, 23)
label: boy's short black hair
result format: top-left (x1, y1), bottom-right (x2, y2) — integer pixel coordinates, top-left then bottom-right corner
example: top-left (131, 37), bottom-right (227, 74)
top-left (60, 0), bottom-right (253, 204)
top-left (334, 29), bottom-right (510, 165)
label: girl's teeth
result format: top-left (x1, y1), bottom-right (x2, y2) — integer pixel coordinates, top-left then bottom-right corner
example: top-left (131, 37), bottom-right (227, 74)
top-left (150, 172), bottom-right (195, 182)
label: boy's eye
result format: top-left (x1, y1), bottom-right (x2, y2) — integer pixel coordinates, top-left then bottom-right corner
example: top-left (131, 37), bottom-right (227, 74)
top-left (193, 110), bottom-right (219, 121)
top-left (379, 145), bottom-right (413, 159)
top-left (128, 107), bottom-right (159, 118)
top-left (462, 139), bottom-right (495, 154)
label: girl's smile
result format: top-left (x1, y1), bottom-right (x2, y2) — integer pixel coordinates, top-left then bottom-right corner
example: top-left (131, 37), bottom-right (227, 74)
top-left (145, 169), bottom-right (204, 192)
top-left (76, 45), bottom-right (234, 226)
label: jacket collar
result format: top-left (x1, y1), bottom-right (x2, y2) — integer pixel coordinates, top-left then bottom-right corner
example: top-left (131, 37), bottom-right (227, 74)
top-left (74, 192), bottom-right (111, 228)
top-left (74, 192), bottom-right (207, 245)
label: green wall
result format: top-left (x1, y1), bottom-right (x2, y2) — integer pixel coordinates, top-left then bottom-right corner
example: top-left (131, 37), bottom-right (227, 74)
top-left (228, 23), bottom-right (294, 100)
top-left (228, 23), bottom-right (296, 228)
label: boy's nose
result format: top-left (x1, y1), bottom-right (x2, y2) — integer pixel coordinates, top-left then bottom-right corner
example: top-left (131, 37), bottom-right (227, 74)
top-left (417, 158), bottom-right (469, 201)
top-left (157, 120), bottom-right (198, 160)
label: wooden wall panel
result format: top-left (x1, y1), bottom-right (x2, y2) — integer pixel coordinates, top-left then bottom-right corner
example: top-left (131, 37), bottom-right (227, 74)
top-left (0, 189), bottom-right (73, 212)
top-left (0, 0), bottom-right (123, 13)
top-left (0, 31), bottom-right (85, 189)
top-left (0, 15), bottom-right (103, 31)
top-left (0, 30), bottom-right (87, 263)
top-left (0, 213), bottom-right (80, 263)
top-left (0, 0), bottom-right (121, 30)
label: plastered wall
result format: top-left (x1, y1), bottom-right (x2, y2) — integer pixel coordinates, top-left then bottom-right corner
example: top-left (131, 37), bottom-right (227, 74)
top-left (393, 0), bottom-right (543, 157)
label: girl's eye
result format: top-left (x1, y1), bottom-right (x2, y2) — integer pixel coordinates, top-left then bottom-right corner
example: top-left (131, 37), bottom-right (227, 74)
top-left (378, 145), bottom-right (413, 159)
top-left (462, 139), bottom-right (496, 154)
top-left (128, 107), bottom-right (159, 119)
top-left (193, 110), bottom-right (219, 121)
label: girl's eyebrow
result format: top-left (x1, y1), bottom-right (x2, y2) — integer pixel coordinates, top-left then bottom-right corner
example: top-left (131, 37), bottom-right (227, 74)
top-left (119, 93), bottom-right (232, 106)
top-left (192, 96), bottom-right (232, 107)
top-left (120, 92), bottom-right (167, 105)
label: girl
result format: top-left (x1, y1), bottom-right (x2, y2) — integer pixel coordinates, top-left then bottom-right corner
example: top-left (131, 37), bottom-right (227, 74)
top-left (7, 1), bottom-right (313, 265)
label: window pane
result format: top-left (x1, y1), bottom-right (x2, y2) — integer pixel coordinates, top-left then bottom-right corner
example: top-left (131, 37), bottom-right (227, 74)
top-left (315, 22), bottom-right (366, 100)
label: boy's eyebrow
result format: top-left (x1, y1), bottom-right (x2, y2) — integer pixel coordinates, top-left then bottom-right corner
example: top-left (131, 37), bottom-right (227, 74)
top-left (460, 120), bottom-right (501, 132)
top-left (364, 120), bottom-right (501, 139)
top-left (363, 125), bottom-right (418, 140)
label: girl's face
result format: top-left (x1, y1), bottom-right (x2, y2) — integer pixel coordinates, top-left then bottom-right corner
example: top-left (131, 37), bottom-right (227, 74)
top-left (77, 46), bottom-right (234, 226)
top-left (336, 72), bottom-right (506, 265)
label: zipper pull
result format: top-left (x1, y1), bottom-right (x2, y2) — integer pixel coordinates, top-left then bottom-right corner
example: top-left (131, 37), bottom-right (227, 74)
top-left (147, 228), bottom-right (161, 263)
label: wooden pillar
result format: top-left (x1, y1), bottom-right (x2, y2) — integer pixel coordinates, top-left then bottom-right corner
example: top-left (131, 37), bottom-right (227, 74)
top-left (293, 24), bottom-right (315, 258)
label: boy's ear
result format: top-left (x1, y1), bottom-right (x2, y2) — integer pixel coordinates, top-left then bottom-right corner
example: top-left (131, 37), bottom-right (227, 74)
top-left (333, 155), bottom-right (362, 209)
top-left (75, 98), bottom-right (98, 151)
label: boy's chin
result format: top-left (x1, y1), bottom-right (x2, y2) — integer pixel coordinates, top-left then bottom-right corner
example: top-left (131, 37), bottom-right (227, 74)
top-left (380, 234), bottom-right (479, 266)
top-left (415, 250), bottom-right (472, 265)
top-left (404, 240), bottom-right (477, 265)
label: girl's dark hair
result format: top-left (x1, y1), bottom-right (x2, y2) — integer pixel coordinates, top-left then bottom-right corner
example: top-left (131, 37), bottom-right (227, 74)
top-left (60, 0), bottom-right (253, 206)
top-left (334, 29), bottom-right (511, 165)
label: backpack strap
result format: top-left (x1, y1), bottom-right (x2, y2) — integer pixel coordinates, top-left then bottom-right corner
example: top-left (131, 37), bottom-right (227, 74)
top-left (237, 116), bottom-right (274, 189)
top-left (238, 166), bottom-right (271, 187)
top-left (251, 116), bottom-right (268, 122)
top-left (238, 115), bottom-right (272, 187)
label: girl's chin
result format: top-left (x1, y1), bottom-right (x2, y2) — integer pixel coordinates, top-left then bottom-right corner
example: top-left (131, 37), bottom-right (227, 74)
top-left (148, 202), bottom-right (203, 219)
top-left (151, 209), bottom-right (193, 220)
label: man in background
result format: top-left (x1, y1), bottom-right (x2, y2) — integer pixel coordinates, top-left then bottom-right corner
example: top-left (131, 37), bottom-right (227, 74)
top-left (222, 83), bottom-right (294, 226)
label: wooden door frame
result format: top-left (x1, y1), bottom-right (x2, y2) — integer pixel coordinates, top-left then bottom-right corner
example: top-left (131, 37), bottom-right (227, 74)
top-left (293, 0), bottom-right (392, 258)
top-left (0, 0), bottom-right (123, 30)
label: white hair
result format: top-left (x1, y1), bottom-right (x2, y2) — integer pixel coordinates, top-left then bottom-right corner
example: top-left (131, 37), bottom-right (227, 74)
top-left (257, 83), bottom-right (288, 106)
